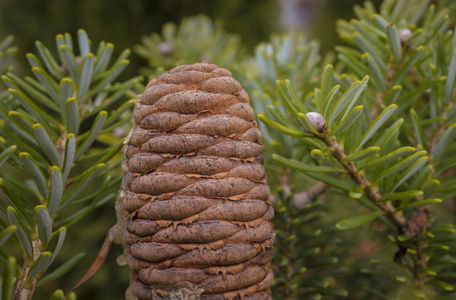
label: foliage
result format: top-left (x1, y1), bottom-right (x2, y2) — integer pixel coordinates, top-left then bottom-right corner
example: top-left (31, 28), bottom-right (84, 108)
top-left (0, 30), bottom-right (140, 299)
top-left (0, 36), bottom-right (17, 100)
top-left (241, 34), bottom-right (348, 299)
top-left (0, 0), bottom-right (278, 79)
top-left (258, 0), bottom-right (456, 298)
top-left (0, 35), bottom-right (16, 73)
top-left (135, 14), bottom-right (245, 79)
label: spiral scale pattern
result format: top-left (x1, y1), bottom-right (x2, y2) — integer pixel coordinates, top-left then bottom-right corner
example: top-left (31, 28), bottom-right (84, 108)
top-left (124, 63), bottom-right (274, 300)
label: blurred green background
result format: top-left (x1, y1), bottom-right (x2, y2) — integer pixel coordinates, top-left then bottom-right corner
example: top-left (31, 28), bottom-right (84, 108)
top-left (9, 0), bottom-right (454, 299)
top-left (0, 0), bottom-right (385, 80)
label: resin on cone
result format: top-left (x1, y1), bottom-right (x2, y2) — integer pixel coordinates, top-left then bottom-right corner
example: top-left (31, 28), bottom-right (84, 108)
top-left (123, 63), bottom-right (274, 299)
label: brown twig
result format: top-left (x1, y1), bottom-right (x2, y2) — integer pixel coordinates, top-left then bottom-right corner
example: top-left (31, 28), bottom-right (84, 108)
top-left (293, 182), bottom-right (327, 209)
top-left (324, 136), bottom-right (407, 228)
top-left (13, 239), bottom-right (41, 300)
top-left (322, 134), bottom-right (437, 287)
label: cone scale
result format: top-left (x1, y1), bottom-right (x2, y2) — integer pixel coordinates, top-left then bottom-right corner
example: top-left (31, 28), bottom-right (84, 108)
top-left (123, 63), bottom-right (274, 299)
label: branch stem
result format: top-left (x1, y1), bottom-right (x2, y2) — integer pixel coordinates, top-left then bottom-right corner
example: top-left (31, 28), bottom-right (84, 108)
top-left (14, 239), bottom-right (41, 300)
top-left (293, 182), bottom-right (327, 209)
top-left (325, 136), bottom-right (407, 228)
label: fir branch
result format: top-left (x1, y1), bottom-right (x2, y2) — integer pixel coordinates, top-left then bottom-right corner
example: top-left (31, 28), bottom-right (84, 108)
top-left (0, 30), bottom-right (139, 299)
top-left (324, 136), bottom-right (407, 227)
top-left (293, 182), bottom-right (327, 209)
top-left (14, 238), bottom-right (41, 300)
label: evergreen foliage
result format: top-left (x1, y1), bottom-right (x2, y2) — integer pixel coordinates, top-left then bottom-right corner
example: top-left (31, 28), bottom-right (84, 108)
top-left (242, 34), bottom-right (348, 299)
top-left (135, 15), bottom-right (245, 79)
top-left (0, 36), bottom-right (17, 100)
top-left (0, 30), bottom-right (140, 299)
top-left (257, 0), bottom-right (456, 298)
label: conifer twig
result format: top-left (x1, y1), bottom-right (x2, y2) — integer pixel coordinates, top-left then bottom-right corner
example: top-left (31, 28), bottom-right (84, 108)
top-left (14, 239), bottom-right (41, 300)
top-left (324, 136), bottom-right (407, 228)
top-left (293, 182), bottom-right (327, 209)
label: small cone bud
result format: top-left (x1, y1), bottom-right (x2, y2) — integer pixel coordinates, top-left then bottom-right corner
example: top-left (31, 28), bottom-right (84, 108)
top-left (305, 112), bottom-right (326, 133)
top-left (399, 29), bottom-right (412, 43)
top-left (158, 42), bottom-right (172, 56)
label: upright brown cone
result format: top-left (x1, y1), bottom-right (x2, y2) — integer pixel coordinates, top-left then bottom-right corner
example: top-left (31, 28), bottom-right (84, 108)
top-left (123, 63), bottom-right (274, 299)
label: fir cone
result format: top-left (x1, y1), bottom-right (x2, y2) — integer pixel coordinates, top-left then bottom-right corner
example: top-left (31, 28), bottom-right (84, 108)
top-left (123, 63), bottom-right (274, 300)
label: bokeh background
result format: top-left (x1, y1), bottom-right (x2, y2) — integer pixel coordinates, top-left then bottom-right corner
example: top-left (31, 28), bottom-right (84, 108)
top-left (0, 0), bottom-right (454, 299)
top-left (0, 0), bottom-right (385, 80)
